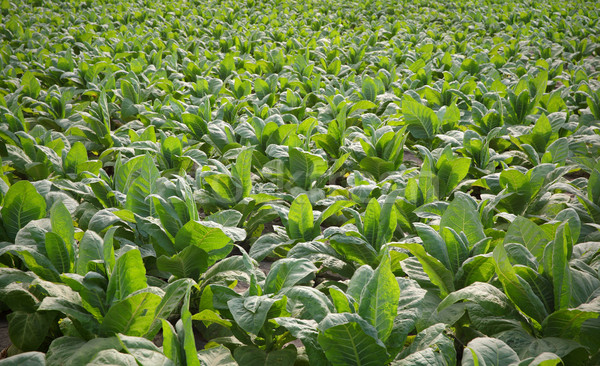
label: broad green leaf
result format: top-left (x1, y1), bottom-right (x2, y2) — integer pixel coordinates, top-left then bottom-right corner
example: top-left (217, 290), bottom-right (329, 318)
top-left (455, 254), bottom-right (496, 287)
top-left (1, 180), bottom-right (46, 240)
top-left (161, 320), bottom-right (182, 365)
top-left (161, 136), bottom-right (182, 169)
top-left (157, 245), bottom-right (208, 280)
top-left (101, 288), bottom-right (163, 336)
top-left (205, 174), bottom-right (237, 206)
top-left (125, 154), bottom-right (160, 217)
top-left (287, 194), bottom-right (314, 241)
top-left (414, 223), bottom-right (451, 270)
top-left (440, 193), bottom-right (485, 247)
top-left (542, 309), bottom-right (599, 340)
top-left (547, 222), bottom-right (572, 310)
top-left (362, 77), bottom-right (378, 102)
top-left (493, 244), bottom-right (548, 323)
top-left (504, 216), bottom-right (550, 262)
top-left (462, 337), bottom-right (520, 366)
top-left (283, 286), bottom-right (332, 322)
top-left (233, 347), bottom-right (266, 366)
top-left (275, 317), bottom-right (328, 366)
top-left (395, 243), bottom-right (455, 297)
top-left (402, 99), bottom-right (440, 140)
top-left (46, 336), bottom-right (122, 366)
top-left (289, 148), bottom-right (328, 190)
top-left (197, 345), bottom-right (237, 366)
top-left (499, 169), bottom-right (532, 215)
top-left (22, 71), bottom-right (41, 99)
top-left (192, 309), bottom-right (232, 328)
top-left (174, 221), bottom-right (232, 265)
top-left (0, 352), bottom-right (46, 366)
top-left (358, 253), bottom-right (400, 342)
top-left (50, 201), bottom-right (75, 250)
top-left (106, 249), bottom-right (147, 305)
top-left (76, 231), bottom-right (104, 276)
top-left (347, 265), bottom-right (375, 301)
top-left (363, 198), bottom-right (381, 248)
top-left (396, 323), bottom-right (455, 366)
top-left (317, 313), bottom-right (389, 366)
top-left (118, 334), bottom-right (175, 365)
top-left (264, 258), bottom-right (317, 294)
top-left (7, 311), bottom-right (52, 351)
top-left (227, 295), bottom-right (277, 335)
top-left (87, 349), bottom-right (138, 365)
top-left (234, 148), bottom-right (253, 197)
top-left (145, 278), bottom-right (194, 338)
top-left (63, 141), bottom-right (87, 175)
top-left (45, 232), bottom-right (72, 273)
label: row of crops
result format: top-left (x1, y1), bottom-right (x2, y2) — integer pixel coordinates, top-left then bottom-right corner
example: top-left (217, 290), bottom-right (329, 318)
top-left (1, 0), bottom-right (599, 364)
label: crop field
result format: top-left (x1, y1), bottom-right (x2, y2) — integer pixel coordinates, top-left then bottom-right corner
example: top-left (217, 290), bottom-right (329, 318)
top-left (0, 0), bottom-right (600, 364)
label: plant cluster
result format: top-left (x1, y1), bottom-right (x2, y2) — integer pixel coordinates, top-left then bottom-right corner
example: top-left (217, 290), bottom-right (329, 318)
top-left (0, 0), bottom-right (599, 365)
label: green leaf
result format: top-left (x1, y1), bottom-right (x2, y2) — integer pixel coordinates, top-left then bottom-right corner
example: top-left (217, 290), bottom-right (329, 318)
top-left (287, 194), bottom-right (314, 241)
top-left (45, 232), bottom-right (72, 273)
top-left (283, 286), bottom-right (332, 322)
top-left (504, 216), bottom-right (550, 262)
top-left (145, 278), bottom-right (194, 338)
top-left (264, 258), bottom-right (317, 294)
top-left (157, 245), bottom-right (208, 280)
top-left (22, 71), bottom-right (41, 99)
top-left (46, 336), bottom-right (122, 366)
top-left (493, 244), bottom-right (548, 323)
top-left (106, 249), bottom-right (147, 305)
top-left (161, 136), bottom-right (182, 169)
top-left (161, 320), bottom-right (182, 365)
top-left (174, 221), bottom-right (232, 265)
top-left (289, 148), bottom-right (328, 190)
top-left (588, 161), bottom-right (600, 206)
top-left (233, 347), bottom-right (266, 366)
top-left (234, 148), bottom-right (253, 197)
top-left (542, 308), bottom-right (599, 340)
top-left (7, 311), bottom-right (52, 351)
top-left (437, 282), bottom-right (521, 321)
top-left (227, 295), bottom-right (277, 335)
top-left (50, 201), bottom-right (74, 253)
top-left (125, 154), bottom-right (160, 217)
top-left (87, 349), bottom-right (138, 365)
top-left (76, 231), bottom-right (104, 276)
top-left (499, 169), bottom-right (532, 215)
top-left (462, 337), bottom-right (520, 366)
top-left (455, 254), bottom-right (496, 287)
top-left (363, 198), bottom-right (381, 248)
top-left (205, 174), bottom-right (238, 206)
top-left (118, 334), bottom-right (174, 365)
top-left (358, 253), bottom-right (400, 342)
top-left (317, 313), bottom-right (389, 366)
top-left (0, 352), bottom-right (46, 366)
top-left (546, 222), bottom-right (572, 311)
top-left (414, 223), bottom-right (451, 270)
top-left (396, 323), bottom-right (456, 366)
top-left (101, 288), bottom-right (163, 336)
top-left (439, 192), bottom-right (485, 247)
top-left (197, 345), bottom-right (237, 366)
top-left (275, 317), bottom-right (328, 366)
top-left (402, 99), bottom-right (440, 140)
top-left (192, 309), bottom-right (233, 328)
top-left (362, 77), bottom-right (378, 102)
top-left (63, 141), bottom-right (87, 175)
top-left (395, 243), bottom-right (455, 297)
top-left (1, 180), bottom-right (46, 241)
top-left (103, 227), bottom-right (117, 276)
